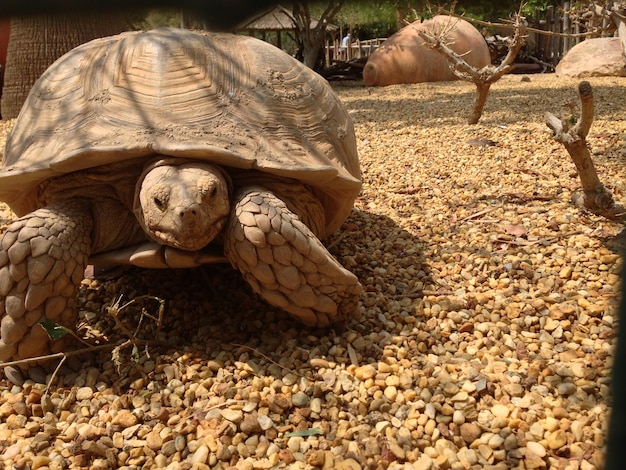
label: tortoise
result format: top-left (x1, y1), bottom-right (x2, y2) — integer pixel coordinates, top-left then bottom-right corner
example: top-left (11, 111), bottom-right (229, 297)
top-left (0, 28), bottom-right (362, 363)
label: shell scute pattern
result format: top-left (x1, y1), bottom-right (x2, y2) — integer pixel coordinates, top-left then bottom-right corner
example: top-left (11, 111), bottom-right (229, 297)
top-left (1, 29), bottom-right (360, 229)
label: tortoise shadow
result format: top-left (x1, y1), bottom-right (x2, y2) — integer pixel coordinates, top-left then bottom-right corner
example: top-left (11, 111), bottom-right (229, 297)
top-left (66, 208), bottom-right (430, 391)
top-left (337, 78), bottom-right (626, 130)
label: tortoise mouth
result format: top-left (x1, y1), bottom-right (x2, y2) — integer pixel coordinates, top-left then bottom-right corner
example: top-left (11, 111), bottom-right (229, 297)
top-left (151, 216), bottom-right (226, 251)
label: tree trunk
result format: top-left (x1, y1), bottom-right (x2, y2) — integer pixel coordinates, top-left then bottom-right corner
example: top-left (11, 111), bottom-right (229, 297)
top-left (469, 83), bottom-right (492, 125)
top-left (291, 1), bottom-right (344, 71)
top-left (1, 13), bottom-right (129, 119)
top-left (302, 31), bottom-right (323, 69)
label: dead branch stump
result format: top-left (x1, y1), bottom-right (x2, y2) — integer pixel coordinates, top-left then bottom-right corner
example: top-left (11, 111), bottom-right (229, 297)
top-left (546, 80), bottom-right (626, 220)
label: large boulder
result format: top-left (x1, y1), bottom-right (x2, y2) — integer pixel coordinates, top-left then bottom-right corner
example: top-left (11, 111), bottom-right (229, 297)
top-left (555, 37), bottom-right (626, 78)
top-left (363, 15), bottom-right (491, 87)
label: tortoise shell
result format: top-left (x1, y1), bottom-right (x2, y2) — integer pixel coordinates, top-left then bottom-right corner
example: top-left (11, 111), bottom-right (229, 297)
top-left (0, 28), bottom-right (361, 236)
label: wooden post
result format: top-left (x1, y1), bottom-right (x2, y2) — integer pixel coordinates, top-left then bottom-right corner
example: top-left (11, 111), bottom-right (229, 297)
top-left (552, 6), bottom-right (562, 61)
top-left (545, 6), bottom-right (554, 61)
top-left (325, 39), bottom-right (330, 67)
top-left (562, 1), bottom-right (571, 56)
top-left (530, 7), bottom-right (538, 56)
top-left (602, 11), bottom-right (611, 37)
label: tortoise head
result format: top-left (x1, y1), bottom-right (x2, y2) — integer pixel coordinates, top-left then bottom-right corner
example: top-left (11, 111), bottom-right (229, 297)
top-left (134, 158), bottom-right (232, 251)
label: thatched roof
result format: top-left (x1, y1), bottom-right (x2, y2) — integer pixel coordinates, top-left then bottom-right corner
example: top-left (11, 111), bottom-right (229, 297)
top-left (238, 5), bottom-right (295, 31)
top-left (237, 4), bottom-right (337, 32)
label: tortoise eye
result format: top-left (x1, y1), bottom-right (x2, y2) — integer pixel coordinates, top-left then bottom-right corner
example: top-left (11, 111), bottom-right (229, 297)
top-left (154, 197), bottom-right (166, 210)
top-left (202, 185), bottom-right (218, 199)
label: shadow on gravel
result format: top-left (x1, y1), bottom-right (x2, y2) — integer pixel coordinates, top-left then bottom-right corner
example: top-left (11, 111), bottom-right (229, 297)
top-left (63, 208), bottom-right (430, 391)
top-left (340, 80), bottom-right (625, 129)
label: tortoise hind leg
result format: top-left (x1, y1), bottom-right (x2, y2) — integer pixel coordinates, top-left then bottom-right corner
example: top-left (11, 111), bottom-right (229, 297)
top-left (0, 200), bottom-right (93, 364)
top-left (224, 185), bottom-right (362, 327)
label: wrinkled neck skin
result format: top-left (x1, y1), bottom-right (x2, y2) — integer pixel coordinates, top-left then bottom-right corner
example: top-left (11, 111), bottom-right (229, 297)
top-left (134, 157), bottom-right (232, 251)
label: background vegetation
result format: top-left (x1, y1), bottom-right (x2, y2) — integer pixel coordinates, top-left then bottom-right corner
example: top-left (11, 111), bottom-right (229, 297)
top-left (138, 1), bottom-right (565, 39)
top-left (334, 1), bottom-right (565, 39)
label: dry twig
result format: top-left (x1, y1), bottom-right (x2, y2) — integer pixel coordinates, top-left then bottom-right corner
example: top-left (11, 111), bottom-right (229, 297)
top-left (232, 343), bottom-right (307, 379)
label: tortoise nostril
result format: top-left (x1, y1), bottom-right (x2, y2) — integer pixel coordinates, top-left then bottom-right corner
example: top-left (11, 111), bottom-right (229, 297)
top-left (180, 209), bottom-right (197, 218)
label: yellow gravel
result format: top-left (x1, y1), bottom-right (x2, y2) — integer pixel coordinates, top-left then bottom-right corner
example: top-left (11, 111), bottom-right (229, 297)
top-left (0, 73), bottom-right (623, 469)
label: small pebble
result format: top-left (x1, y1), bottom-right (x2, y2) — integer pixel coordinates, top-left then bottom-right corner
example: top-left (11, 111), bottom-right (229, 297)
top-left (291, 392), bottom-right (310, 407)
top-left (221, 409), bottom-right (243, 424)
top-left (75, 387), bottom-right (94, 401)
top-left (526, 441), bottom-right (547, 458)
top-left (460, 423), bottom-right (482, 444)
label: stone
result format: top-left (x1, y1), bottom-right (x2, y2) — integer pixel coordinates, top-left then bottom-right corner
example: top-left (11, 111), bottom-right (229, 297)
top-left (460, 422), bottom-right (482, 444)
top-left (146, 430), bottom-right (163, 450)
top-left (221, 409), bottom-right (244, 424)
top-left (557, 382), bottom-right (577, 396)
top-left (354, 364), bottom-right (377, 380)
top-left (257, 415), bottom-right (274, 431)
top-left (307, 449), bottom-right (326, 466)
top-left (335, 458), bottom-right (362, 469)
top-left (526, 441), bottom-right (547, 458)
top-left (453, 410), bottom-right (465, 425)
top-left (547, 429), bottom-right (567, 450)
top-left (413, 454), bottom-right (435, 470)
top-left (75, 387), bottom-right (94, 401)
top-left (291, 392), bottom-right (310, 407)
top-left (240, 414), bottom-right (262, 434)
top-left (190, 445), bottom-right (209, 464)
top-left (491, 404), bottom-right (509, 418)
top-left (555, 37), bottom-right (626, 78)
top-left (111, 410), bottom-right (138, 427)
top-left (287, 436), bottom-right (303, 452)
top-left (363, 15), bottom-right (491, 86)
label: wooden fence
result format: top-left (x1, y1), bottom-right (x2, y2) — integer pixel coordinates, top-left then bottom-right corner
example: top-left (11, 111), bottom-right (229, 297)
top-left (324, 38), bottom-right (386, 67)
top-left (527, 1), bottom-right (616, 64)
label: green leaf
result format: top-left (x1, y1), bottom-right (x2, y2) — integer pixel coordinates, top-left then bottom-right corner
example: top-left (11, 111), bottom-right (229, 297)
top-left (39, 319), bottom-right (70, 341)
top-left (284, 428), bottom-right (324, 438)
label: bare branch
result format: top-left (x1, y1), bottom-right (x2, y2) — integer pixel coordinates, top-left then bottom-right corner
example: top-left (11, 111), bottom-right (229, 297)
top-left (315, 0), bottom-right (344, 32)
top-left (0, 341), bottom-right (133, 368)
top-left (545, 80), bottom-right (626, 220)
top-left (415, 8), bottom-right (527, 124)
top-left (574, 80), bottom-right (594, 139)
top-left (289, 0), bottom-right (344, 69)
top-left (439, 7), bottom-right (598, 39)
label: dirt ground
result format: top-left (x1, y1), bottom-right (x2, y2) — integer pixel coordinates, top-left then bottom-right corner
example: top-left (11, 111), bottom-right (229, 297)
top-left (0, 73), bottom-right (624, 469)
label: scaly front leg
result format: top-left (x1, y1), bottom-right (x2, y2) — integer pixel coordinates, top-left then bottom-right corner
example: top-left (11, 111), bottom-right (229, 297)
top-left (224, 186), bottom-right (362, 327)
top-left (0, 200), bottom-right (93, 363)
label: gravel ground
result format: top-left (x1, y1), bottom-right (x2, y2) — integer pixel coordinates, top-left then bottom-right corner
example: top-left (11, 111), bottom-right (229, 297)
top-left (0, 73), bottom-right (624, 469)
